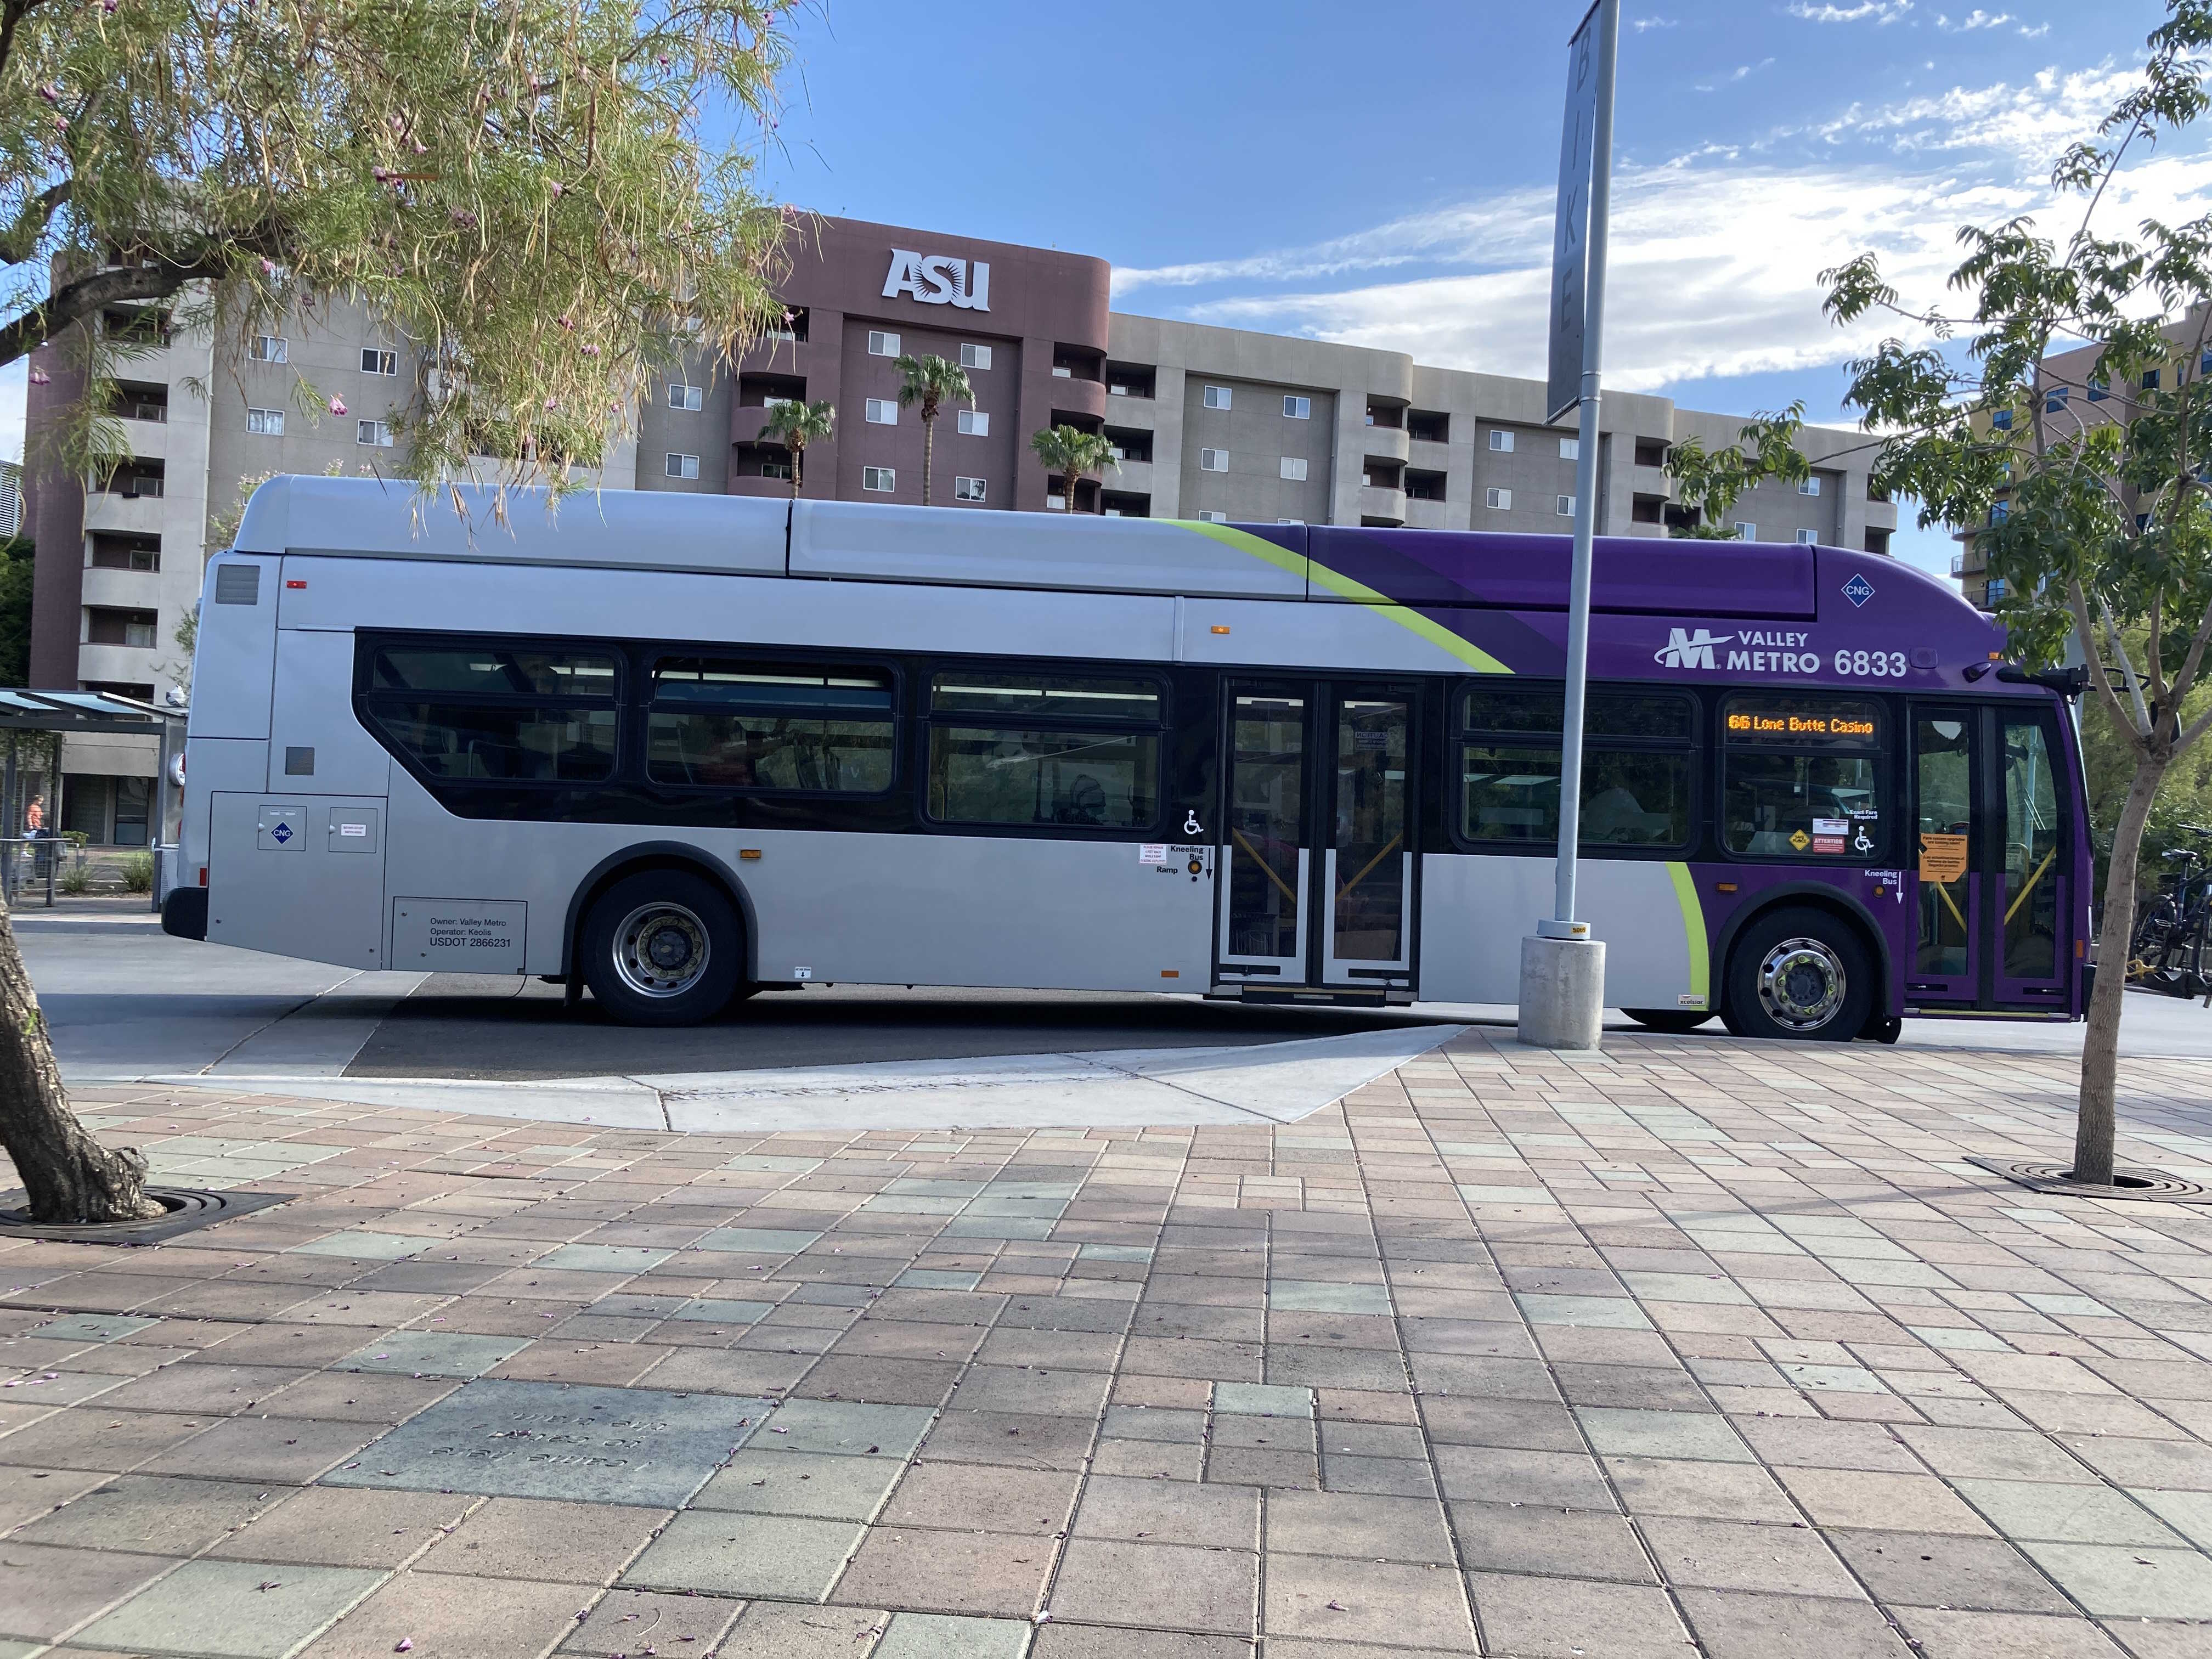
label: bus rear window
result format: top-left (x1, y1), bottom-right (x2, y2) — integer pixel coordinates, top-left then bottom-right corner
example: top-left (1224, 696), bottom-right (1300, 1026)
top-left (371, 645), bottom-right (617, 698)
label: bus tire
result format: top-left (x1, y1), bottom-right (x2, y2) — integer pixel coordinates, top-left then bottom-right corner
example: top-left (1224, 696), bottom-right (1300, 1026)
top-left (579, 869), bottom-right (745, 1027)
top-left (1720, 906), bottom-right (1875, 1042)
top-left (1622, 1008), bottom-right (1714, 1034)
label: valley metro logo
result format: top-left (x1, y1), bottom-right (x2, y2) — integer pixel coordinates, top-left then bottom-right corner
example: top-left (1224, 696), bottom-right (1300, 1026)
top-left (1655, 627), bottom-right (1730, 670)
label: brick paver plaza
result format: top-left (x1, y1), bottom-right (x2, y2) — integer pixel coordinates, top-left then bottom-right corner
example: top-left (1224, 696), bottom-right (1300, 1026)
top-left (9, 1029), bottom-right (2212, 1656)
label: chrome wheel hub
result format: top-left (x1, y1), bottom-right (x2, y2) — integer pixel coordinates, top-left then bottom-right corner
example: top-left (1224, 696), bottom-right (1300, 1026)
top-left (1757, 936), bottom-right (1846, 1031)
top-left (612, 902), bottom-right (710, 998)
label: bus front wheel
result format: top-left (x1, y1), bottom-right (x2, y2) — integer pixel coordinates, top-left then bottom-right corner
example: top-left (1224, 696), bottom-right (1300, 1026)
top-left (580, 869), bottom-right (746, 1026)
top-left (1720, 907), bottom-right (1875, 1042)
top-left (1622, 1008), bottom-right (1714, 1034)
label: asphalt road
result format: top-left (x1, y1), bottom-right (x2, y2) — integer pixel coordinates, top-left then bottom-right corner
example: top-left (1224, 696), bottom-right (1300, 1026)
top-left (18, 898), bottom-right (2212, 1084)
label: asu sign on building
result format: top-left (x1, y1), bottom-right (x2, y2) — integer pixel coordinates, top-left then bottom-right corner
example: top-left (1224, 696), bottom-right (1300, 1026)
top-left (883, 250), bottom-right (991, 312)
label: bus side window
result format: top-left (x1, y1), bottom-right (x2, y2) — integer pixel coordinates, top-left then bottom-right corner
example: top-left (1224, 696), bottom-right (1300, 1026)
top-left (1458, 684), bottom-right (1693, 849)
top-left (1719, 693), bottom-right (1887, 857)
top-left (359, 639), bottom-right (620, 783)
top-left (924, 668), bottom-right (1164, 831)
top-left (645, 658), bottom-right (895, 794)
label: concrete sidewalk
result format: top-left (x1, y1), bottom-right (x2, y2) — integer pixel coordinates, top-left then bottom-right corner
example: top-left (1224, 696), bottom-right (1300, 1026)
top-left (7, 1030), bottom-right (2212, 1657)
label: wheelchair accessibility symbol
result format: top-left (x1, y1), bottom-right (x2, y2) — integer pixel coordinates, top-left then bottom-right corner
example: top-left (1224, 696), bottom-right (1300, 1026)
top-left (1183, 811), bottom-right (1203, 836)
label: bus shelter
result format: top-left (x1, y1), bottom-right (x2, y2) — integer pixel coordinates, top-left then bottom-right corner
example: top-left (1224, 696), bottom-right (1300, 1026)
top-left (0, 690), bottom-right (185, 907)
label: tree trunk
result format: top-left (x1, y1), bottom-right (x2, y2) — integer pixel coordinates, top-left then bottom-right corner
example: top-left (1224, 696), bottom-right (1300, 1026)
top-left (2074, 749), bottom-right (2165, 1184)
top-left (788, 442), bottom-right (801, 498)
top-left (0, 887), bottom-right (160, 1221)
top-left (921, 415), bottom-right (935, 508)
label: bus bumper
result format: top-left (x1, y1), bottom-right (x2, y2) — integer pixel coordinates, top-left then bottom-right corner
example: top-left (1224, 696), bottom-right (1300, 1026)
top-left (161, 887), bottom-right (208, 942)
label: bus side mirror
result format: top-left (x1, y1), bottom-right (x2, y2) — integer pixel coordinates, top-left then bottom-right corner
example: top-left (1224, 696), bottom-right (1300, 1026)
top-left (1994, 664), bottom-right (2087, 698)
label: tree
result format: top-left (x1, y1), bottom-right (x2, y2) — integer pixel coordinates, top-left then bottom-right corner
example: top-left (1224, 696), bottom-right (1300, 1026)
top-left (1029, 424), bottom-right (1119, 512)
top-left (0, 0), bottom-right (798, 1223)
top-left (894, 353), bottom-right (971, 507)
top-left (758, 397), bottom-right (833, 496)
top-left (1662, 405), bottom-right (1811, 538)
top-left (1700, 0), bottom-right (2212, 1187)
top-left (0, 537), bottom-right (32, 686)
top-left (4, 0), bottom-right (796, 492)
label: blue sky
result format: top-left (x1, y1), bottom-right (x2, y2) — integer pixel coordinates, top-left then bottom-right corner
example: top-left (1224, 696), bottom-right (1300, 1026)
top-left (7, 0), bottom-right (2204, 582)
top-left (753, 0), bottom-right (2202, 575)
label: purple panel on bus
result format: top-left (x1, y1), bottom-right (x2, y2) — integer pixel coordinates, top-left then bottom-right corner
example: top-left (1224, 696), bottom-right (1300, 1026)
top-left (1307, 527), bottom-right (1820, 618)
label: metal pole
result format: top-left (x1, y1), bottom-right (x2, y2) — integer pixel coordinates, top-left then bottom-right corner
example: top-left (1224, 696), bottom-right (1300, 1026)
top-left (1550, 0), bottom-right (1619, 932)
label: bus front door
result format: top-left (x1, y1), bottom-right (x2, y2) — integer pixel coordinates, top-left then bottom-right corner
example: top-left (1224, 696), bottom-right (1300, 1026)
top-left (1908, 704), bottom-right (2073, 1014)
top-left (1215, 683), bottom-right (1415, 1001)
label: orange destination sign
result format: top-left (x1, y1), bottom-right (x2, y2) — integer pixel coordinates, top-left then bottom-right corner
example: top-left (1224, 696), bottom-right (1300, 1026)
top-left (1918, 833), bottom-right (1969, 884)
top-left (1727, 712), bottom-right (1877, 738)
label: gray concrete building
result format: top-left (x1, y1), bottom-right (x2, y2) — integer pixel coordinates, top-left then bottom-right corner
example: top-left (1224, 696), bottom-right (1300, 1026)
top-left (21, 213), bottom-right (1896, 843)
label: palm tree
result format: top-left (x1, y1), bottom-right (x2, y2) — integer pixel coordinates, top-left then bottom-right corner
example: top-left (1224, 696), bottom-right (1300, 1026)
top-left (757, 398), bottom-right (834, 497)
top-left (894, 353), bottom-right (973, 507)
top-left (1029, 424), bottom-right (1121, 512)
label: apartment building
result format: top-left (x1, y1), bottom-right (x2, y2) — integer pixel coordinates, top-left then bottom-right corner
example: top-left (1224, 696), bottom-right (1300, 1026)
top-left (20, 213), bottom-right (1895, 841)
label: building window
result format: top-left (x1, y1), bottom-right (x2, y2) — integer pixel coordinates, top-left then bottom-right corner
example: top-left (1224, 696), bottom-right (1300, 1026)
top-left (1987, 577), bottom-right (2010, 600)
top-left (90, 534), bottom-right (160, 572)
top-left (1795, 528), bottom-right (1818, 545)
top-left (1991, 409), bottom-right (2013, 430)
top-left (86, 607), bottom-right (160, 649)
top-left (668, 382), bottom-right (703, 411)
top-left (1197, 510), bottom-right (1226, 522)
top-left (1990, 501), bottom-right (2009, 524)
top-left (961, 343), bottom-right (992, 371)
top-left (1489, 430), bottom-right (1515, 453)
top-left (1796, 476), bottom-right (1821, 496)
top-left (1559, 437), bottom-right (1579, 460)
top-left (2088, 380), bottom-right (2110, 403)
top-left (1200, 448), bottom-right (1229, 472)
top-left (1555, 495), bottom-right (1575, 517)
top-left (1734, 522), bottom-right (1757, 539)
top-left (862, 466), bottom-right (896, 493)
top-left (957, 409), bottom-right (990, 436)
top-left (865, 398), bottom-right (898, 425)
top-left (868, 330), bottom-right (899, 357)
top-left (665, 452), bottom-right (700, 480)
top-left (2143, 369), bottom-right (2163, 391)
top-left (246, 407), bottom-right (285, 437)
top-left (1486, 487), bottom-right (1512, 510)
top-left (1280, 456), bottom-right (1308, 482)
top-left (1283, 395), bottom-right (1311, 420)
top-left (360, 348), bottom-right (398, 376)
top-left (955, 476), bottom-right (987, 503)
top-left (250, 334), bottom-right (287, 363)
top-left (357, 419), bottom-right (393, 447)
top-left (1203, 385), bottom-right (1232, 410)
top-left (2042, 388), bottom-right (2069, 415)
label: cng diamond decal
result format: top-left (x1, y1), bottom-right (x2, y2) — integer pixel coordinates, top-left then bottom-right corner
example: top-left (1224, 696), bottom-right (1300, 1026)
top-left (270, 821), bottom-right (292, 844)
top-left (1789, 829), bottom-right (1811, 851)
top-left (1842, 573), bottom-right (1876, 607)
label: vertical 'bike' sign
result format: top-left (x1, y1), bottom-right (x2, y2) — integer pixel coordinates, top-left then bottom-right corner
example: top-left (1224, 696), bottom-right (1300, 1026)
top-left (1547, 0), bottom-right (1607, 426)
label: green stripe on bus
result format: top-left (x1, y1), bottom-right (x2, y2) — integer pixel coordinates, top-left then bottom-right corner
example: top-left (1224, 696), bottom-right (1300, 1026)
top-left (1169, 520), bottom-right (1513, 676)
top-left (1666, 861), bottom-right (1711, 1010)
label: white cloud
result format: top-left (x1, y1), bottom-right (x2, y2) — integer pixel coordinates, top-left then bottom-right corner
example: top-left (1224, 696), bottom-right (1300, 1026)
top-left (1805, 66), bottom-right (2140, 165)
top-left (1787, 0), bottom-right (1912, 22)
top-left (1630, 15), bottom-right (1680, 30)
top-left (1936, 9), bottom-right (2016, 29)
top-left (0, 359), bottom-right (22, 466)
top-left (1698, 58), bottom-right (1774, 92)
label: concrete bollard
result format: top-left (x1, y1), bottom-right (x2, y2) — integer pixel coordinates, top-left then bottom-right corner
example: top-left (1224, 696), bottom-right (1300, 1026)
top-left (1517, 934), bottom-right (1606, 1051)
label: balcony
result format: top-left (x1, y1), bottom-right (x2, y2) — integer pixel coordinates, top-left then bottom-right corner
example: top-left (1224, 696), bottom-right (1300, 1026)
top-left (1950, 553), bottom-right (1967, 577)
top-left (1105, 362), bottom-right (1156, 400)
top-left (1358, 483), bottom-right (1407, 524)
top-left (1362, 425), bottom-right (1411, 464)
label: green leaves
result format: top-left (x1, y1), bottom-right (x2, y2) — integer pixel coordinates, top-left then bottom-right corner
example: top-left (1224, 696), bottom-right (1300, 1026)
top-left (3, 0), bottom-right (798, 499)
top-left (1028, 424), bottom-right (1118, 510)
top-left (1662, 401), bottom-right (1808, 535)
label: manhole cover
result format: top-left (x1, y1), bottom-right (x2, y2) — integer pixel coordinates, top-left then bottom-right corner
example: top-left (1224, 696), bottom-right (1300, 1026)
top-left (1966, 1156), bottom-right (2212, 1204)
top-left (0, 1186), bottom-right (294, 1244)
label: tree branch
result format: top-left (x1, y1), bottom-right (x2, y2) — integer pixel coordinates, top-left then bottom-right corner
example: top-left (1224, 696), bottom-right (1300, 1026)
top-left (2071, 579), bottom-right (2148, 753)
top-left (0, 179), bottom-right (71, 268)
top-left (0, 252), bottom-right (223, 369)
top-left (0, 0), bottom-right (60, 88)
top-left (2101, 593), bottom-right (2154, 735)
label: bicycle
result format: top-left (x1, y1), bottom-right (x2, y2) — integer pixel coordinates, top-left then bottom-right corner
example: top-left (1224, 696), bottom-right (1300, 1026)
top-left (2130, 833), bottom-right (2212, 997)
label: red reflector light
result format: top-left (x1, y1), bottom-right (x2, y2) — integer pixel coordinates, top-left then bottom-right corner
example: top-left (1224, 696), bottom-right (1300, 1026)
top-left (198, 866), bottom-right (208, 887)
top-left (285, 579), bottom-right (307, 589)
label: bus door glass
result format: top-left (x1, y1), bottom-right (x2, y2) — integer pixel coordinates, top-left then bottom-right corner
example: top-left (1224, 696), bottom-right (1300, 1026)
top-left (1995, 711), bottom-right (2068, 1006)
top-left (1219, 690), bottom-right (1308, 978)
top-left (1910, 709), bottom-right (1977, 1004)
top-left (1910, 704), bottom-right (2072, 1009)
top-left (1324, 695), bottom-right (1412, 984)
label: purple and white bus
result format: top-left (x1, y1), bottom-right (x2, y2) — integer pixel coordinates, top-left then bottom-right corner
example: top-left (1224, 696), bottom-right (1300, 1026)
top-left (164, 477), bottom-right (2089, 1040)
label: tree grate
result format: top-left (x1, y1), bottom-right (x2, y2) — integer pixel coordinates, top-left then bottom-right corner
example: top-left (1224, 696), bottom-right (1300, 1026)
top-left (0, 1187), bottom-right (294, 1244)
top-left (1967, 1156), bottom-right (2212, 1204)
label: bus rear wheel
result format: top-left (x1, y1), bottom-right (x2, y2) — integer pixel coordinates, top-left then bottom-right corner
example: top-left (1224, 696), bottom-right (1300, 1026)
top-left (1720, 906), bottom-right (1874, 1042)
top-left (1622, 1008), bottom-right (1715, 1034)
top-left (580, 869), bottom-right (745, 1026)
